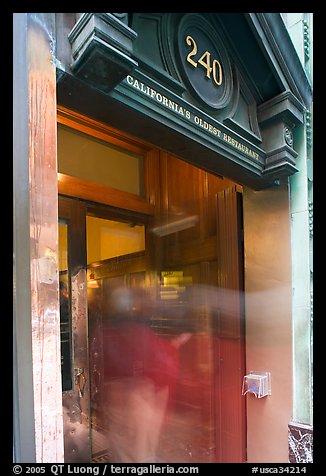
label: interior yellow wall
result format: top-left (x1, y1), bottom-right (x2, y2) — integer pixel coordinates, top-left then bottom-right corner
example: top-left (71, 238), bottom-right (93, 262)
top-left (86, 216), bottom-right (145, 264)
top-left (58, 223), bottom-right (68, 271)
top-left (57, 126), bottom-right (143, 195)
top-left (59, 218), bottom-right (145, 271)
top-left (243, 184), bottom-right (293, 462)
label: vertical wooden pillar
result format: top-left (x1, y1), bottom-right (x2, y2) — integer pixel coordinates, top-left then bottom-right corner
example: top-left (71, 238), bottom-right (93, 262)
top-left (28, 13), bottom-right (64, 463)
top-left (14, 13), bottom-right (64, 462)
top-left (216, 186), bottom-right (246, 462)
top-left (13, 12), bottom-right (36, 463)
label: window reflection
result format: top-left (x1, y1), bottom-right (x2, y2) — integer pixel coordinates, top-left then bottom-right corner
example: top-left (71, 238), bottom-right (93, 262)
top-left (59, 221), bottom-right (73, 391)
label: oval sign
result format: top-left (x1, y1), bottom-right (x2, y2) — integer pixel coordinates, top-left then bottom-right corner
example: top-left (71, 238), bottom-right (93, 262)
top-left (177, 14), bottom-right (233, 110)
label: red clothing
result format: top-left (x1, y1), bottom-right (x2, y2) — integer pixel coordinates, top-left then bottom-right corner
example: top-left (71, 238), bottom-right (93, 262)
top-left (102, 319), bottom-right (179, 396)
top-left (97, 318), bottom-right (180, 462)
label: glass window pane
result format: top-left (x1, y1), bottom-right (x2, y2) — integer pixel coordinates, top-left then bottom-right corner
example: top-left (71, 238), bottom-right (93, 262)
top-left (59, 221), bottom-right (73, 392)
top-left (86, 216), bottom-right (145, 264)
top-left (57, 125), bottom-right (144, 196)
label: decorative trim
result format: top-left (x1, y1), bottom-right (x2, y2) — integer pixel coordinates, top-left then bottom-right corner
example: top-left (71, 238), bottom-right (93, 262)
top-left (310, 288), bottom-right (313, 322)
top-left (69, 13), bottom-right (137, 56)
top-left (132, 13), bottom-right (186, 96)
top-left (306, 110), bottom-right (313, 150)
top-left (58, 173), bottom-right (154, 216)
top-left (303, 20), bottom-right (310, 61)
top-left (135, 56), bottom-right (186, 96)
top-left (308, 201), bottom-right (313, 238)
top-left (258, 90), bottom-right (306, 127)
top-left (249, 13), bottom-right (312, 109)
top-left (68, 13), bottom-right (138, 92)
top-left (112, 13), bottom-right (128, 21)
top-left (284, 127), bottom-right (294, 147)
top-left (57, 105), bottom-right (150, 154)
top-left (224, 66), bottom-right (262, 145)
top-left (160, 13), bottom-right (183, 84)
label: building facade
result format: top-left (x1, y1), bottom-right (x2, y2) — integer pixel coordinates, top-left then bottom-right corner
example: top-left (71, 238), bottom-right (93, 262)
top-left (13, 12), bottom-right (313, 464)
top-left (282, 12), bottom-right (313, 464)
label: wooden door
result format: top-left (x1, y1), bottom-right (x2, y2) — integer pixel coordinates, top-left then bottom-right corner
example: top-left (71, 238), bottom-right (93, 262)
top-left (56, 105), bottom-right (246, 461)
top-left (59, 196), bottom-right (91, 463)
top-left (215, 186), bottom-right (246, 462)
top-left (59, 195), bottom-right (149, 462)
top-left (151, 152), bottom-right (246, 462)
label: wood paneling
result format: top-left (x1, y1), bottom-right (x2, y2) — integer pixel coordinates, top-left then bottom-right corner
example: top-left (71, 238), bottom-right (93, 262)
top-left (206, 174), bottom-right (239, 237)
top-left (57, 105), bottom-right (151, 156)
top-left (88, 252), bottom-right (147, 280)
top-left (57, 107), bottom-right (156, 219)
top-left (156, 153), bottom-right (246, 462)
top-left (58, 173), bottom-right (154, 216)
top-left (215, 186), bottom-right (246, 462)
top-left (158, 152), bottom-right (238, 270)
top-left (163, 236), bottom-right (217, 267)
top-left (160, 152), bottom-right (203, 243)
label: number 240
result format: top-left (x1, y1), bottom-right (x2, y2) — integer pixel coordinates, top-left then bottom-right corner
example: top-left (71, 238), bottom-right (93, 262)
top-left (186, 35), bottom-right (223, 87)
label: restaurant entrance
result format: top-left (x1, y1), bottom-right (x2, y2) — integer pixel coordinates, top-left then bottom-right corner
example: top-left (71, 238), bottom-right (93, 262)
top-left (57, 109), bottom-right (246, 463)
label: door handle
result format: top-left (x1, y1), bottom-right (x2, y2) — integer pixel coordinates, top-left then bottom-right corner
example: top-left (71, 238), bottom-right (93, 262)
top-left (75, 367), bottom-right (86, 398)
top-left (92, 365), bottom-right (101, 394)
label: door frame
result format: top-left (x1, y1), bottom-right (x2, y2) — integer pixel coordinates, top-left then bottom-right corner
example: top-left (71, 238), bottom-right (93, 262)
top-left (215, 186), bottom-right (246, 462)
top-left (59, 195), bottom-right (152, 462)
top-left (57, 107), bottom-right (247, 463)
top-left (59, 196), bottom-right (90, 463)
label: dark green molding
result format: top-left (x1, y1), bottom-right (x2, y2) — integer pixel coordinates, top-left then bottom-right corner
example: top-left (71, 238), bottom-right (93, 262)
top-left (257, 90), bottom-right (306, 177)
top-left (111, 70), bottom-right (268, 186)
top-left (68, 13), bottom-right (138, 92)
top-left (224, 66), bottom-right (262, 146)
top-left (56, 12), bottom-right (313, 189)
top-left (111, 13), bottom-right (129, 26)
top-left (256, 13), bottom-right (312, 109)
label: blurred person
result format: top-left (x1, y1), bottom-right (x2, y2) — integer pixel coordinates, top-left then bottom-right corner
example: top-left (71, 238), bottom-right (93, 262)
top-left (100, 285), bottom-right (192, 463)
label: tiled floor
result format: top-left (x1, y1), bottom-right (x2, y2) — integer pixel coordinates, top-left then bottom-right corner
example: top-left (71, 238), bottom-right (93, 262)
top-left (91, 428), bottom-right (111, 462)
top-left (91, 405), bottom-right (215, 463)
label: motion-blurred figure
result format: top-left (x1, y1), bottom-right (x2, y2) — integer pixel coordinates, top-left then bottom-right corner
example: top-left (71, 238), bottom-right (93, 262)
top-left (100, 285), bottom-right (192, 463)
